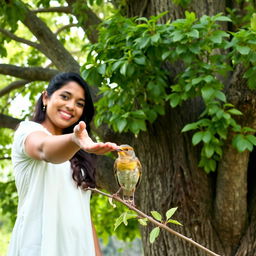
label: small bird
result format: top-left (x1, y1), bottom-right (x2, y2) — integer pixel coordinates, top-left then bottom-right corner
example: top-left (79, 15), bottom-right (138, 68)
top-left (114, 144), bottom-right (142, 205)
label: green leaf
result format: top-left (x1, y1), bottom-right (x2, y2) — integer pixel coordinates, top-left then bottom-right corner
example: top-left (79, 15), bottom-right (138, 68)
top-left (120, 62), bottom-right (128, 76)
top-left (162, 51), bottom-right (171, 60)
top-left (228, 108), bottom-right (243, 115)
top-left (169, 93), bottom-right (181, 108)
top-left (108, 197), bottom-right (116, 208)
top-left (151, 211), bottom-right (162, 221)
top-left (112, 60), bottom-right (123, 71)
top-left (192, 131), bottom-right (204, 145)
top-left (130, 110), bottom-right (146, 119)
top-left (187, 29), bottom-right (199, 38)
top-left (251, 13), bottom-right (256, 31)
top-left (214, 16), bottom-right (232, 22)
top-left (150, 227), bottom-right (160, 243)
top-left (234, 136), bottom-right (254, 152)
top-left (236, 45), bottom-right (250, 55)
top-left (202, 131), bottom-right (212, 143)
top-left (166, 207), bottom-right (178, 220)
top-left (151, 33), bottom-right (160, 43)
top-left (167, 219), bottom-right (183, 226)
top-left (201, 86), bottom-right (215, 101)
top-left (138, 218), bottom-right (148, 226)
top-left (130, 119), bottom-right (147, 134)
top-left (123, 212), bottom-right (128, 225)
top-left (97, 63), bottom-right (106, 75)
top-left (181, 123), bottom-right (198, 132)
top-left (134, 56), bottom-right (146, 65)
top-left (116, 119), bottom-right (127, 132)
top-left (246, 135), bottom-right (256, 145)
top-left (191, 77), bottom-right (202, 85)
top-left (215, 91), bottom-right (226, 102)
top-left (172, 31), bottom-right (184, 42)
top-left (114, 213), bottom-right (125, 230)
top-left (204, 144), bottom-right (214, 158)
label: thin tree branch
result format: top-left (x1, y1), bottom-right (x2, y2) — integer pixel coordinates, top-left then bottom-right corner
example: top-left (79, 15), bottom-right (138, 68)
top-left (0, 28), bottom-right (42, 50)
top-left (66, 0), bottom-right (101, 43)
top-left (87, 188), bottom-right (222, 256)
top-left (0, 157), bottom-right (11, 161)
top-left (32, 6), bottom-right (72, 14)
top-left (19, 2), bottom-right (80, 73)
top-left (0, 114), bottom-right (20, 130)
top-left (0, 80), bottom-right (30, 98)
top-left (0, 64), bottom-right (59, 81)
top-left (55, 23), bottom-right (79, 35)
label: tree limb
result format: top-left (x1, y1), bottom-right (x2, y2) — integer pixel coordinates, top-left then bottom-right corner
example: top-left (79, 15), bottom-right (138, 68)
top-left (0, 64), bottom-right (59, 81)
top-left (55, 23), bottom-right (79, 35)
top-left (66, 0), bottom-right (101, 43)
top-left (87, 188), bottom-right (222, 256)
top-left (0, 80), bottom-right (30, 98)
top-left (0, 114), bottom-right (20, 130)
top-left (0, 28), bottom-right (42, 50)
top-left (32, 6), bottom-right (72, 14)
top-left (21, 3), bottom-right (80, 72)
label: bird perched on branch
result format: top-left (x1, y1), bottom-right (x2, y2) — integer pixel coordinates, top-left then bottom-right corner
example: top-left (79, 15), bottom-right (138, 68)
top-left (114, 144), bottom-right (142, 205)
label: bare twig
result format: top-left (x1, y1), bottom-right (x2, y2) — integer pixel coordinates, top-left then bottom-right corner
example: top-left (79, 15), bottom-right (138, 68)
top-left (87, 187), bottom-right (222, 256)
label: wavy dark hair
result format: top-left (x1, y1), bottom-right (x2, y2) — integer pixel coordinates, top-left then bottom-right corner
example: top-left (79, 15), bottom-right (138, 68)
top-left (32, 72), bottom-right (97, 188)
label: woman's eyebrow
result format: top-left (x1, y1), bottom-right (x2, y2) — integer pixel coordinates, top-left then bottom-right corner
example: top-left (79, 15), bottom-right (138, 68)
top-left (62, 91), bottom-right (85, 101)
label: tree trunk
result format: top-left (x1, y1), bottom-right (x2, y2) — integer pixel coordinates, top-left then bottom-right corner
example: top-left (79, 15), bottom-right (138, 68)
top-left (132, 102), bottom-right (223, 256)
top-left (121, 1), bottom-right (256, 255)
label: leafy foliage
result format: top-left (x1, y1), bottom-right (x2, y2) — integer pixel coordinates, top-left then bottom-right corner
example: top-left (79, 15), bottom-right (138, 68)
top-left (81, 11), bottom-right (256, 172)
top-left (91, 193), bottom-right (140, 243)
top-left (113, 206), bottom-right (182, 244)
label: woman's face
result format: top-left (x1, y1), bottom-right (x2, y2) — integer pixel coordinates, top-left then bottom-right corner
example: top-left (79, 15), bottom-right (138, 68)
top-left (42, 81), bottom-right (85, 135)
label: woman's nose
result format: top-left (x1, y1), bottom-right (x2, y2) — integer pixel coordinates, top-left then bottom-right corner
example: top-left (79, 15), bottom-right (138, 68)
top-left (65, 100), bottom-right (75, 110)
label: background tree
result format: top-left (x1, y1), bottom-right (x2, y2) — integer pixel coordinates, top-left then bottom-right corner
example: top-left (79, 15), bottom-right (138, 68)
top-left (1, 0), bottom-right (256, 255)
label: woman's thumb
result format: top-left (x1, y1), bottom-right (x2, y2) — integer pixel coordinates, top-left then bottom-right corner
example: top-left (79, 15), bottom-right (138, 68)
top-left (74, 121), bottom-right (86, 135)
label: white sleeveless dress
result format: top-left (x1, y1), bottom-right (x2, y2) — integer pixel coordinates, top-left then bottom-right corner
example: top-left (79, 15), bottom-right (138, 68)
top-left (7, 121), bottom-right (95, 256)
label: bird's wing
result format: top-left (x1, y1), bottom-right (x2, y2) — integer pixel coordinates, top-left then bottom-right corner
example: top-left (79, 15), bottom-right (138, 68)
top-left (136, 157), bottom-right (142, 188)
top-left (114, 159), bottom-right (121, 187)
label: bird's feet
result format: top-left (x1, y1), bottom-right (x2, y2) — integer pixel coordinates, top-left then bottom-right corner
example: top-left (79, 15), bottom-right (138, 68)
top-left (112, 187), bottom-right (122, 198)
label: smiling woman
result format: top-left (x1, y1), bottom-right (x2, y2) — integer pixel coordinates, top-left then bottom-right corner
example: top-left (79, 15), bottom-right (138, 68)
top-left (7, 72), bottom-right (119, 256)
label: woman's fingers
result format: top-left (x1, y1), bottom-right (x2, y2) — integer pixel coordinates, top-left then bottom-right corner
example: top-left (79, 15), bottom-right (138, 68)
top-left (74, 121), bottom-right (87, 137)
top-left (82, 142), bottom-right (119, 154)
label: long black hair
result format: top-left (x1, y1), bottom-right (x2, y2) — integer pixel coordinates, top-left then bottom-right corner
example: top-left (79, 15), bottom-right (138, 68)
top-left (32, 72), bottom-right (97, 188)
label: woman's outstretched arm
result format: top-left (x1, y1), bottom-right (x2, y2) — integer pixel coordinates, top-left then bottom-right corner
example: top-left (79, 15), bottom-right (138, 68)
top-left (24, 121), bottom-right (118, 163)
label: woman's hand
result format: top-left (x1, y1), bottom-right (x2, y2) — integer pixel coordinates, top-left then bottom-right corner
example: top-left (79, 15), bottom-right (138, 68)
top-left (72, 121), bottom-right (119, 155)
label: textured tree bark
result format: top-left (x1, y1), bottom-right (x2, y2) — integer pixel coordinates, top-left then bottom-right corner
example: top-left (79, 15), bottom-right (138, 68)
top-left (132, 103), bottom-right (224, 256)
top-left (0, 64), bottom-right (59, 81)
top-left (0, 114), bottom-right (20, 130)
top-left (123, 1), bottom-right (256, 255)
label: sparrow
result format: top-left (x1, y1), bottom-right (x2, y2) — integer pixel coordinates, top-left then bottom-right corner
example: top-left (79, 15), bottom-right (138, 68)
top-left (114, 144), bottom-right (142, 205)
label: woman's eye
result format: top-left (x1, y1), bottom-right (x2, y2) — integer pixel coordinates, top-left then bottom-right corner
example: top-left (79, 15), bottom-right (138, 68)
top-left (77, 102), bottom-right (85, 108)
top-left (60, 94), bottom-right (69, 100)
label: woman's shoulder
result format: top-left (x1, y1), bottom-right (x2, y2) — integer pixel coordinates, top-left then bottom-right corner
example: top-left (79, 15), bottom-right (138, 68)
top-left (16, 120), bottom-right (50, 134)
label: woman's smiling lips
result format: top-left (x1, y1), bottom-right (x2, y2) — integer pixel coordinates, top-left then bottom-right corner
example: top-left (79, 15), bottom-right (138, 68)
top-left (59, 110), bottom-right (73, 120)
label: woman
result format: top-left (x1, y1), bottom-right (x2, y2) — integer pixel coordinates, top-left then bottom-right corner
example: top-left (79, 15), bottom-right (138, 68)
top-left (8, 72), bottom-right (119, 256)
